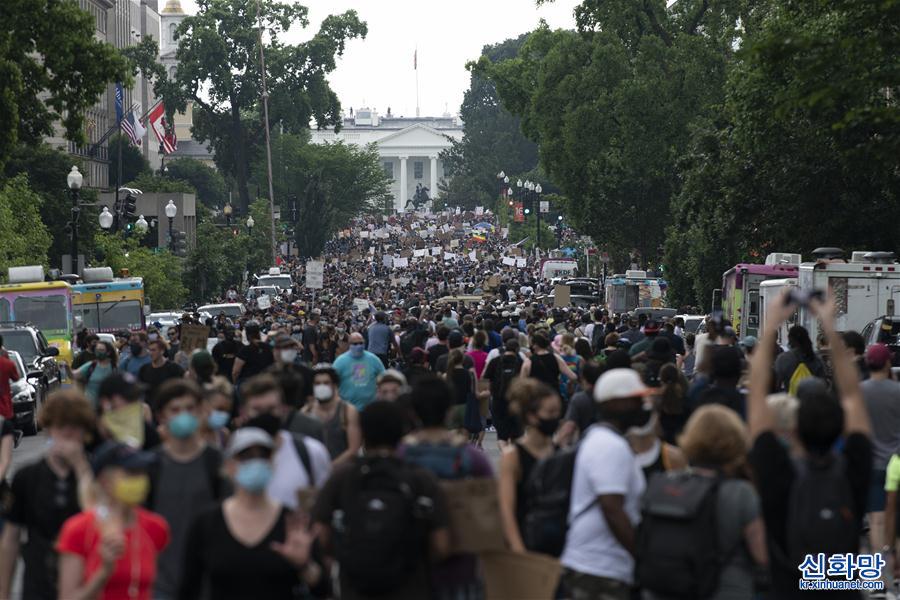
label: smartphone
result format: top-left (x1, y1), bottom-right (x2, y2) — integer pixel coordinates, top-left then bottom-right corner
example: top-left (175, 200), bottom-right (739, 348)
top-left (785, 288), bottom-right (825, 307)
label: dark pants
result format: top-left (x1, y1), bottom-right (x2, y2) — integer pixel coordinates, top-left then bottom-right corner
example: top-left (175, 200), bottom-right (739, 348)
top-left (375, 353), bottom-right (389, 368)
top-left (563, 569), bottom-right (630, 600)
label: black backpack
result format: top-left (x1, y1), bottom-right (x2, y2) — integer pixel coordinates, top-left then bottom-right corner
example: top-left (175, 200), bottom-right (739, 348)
top-left (335, 457), bottom-right (431, 595)
top-left (591, 323), bottom-right (606, 355)
top-left (636, 470), bottom-right (723, 599)
top-left (522, 444), bottom-right (580, 557)
top-left (780, 454), bottom-right (858, 568)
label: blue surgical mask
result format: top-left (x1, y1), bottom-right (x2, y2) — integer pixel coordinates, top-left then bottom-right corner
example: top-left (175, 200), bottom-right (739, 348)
top-left (235, 459), bottom-right (272, 493)
top-left (207, 410), bottom-right (230, 430)
top-left (350, 343), bottom-right (364, 358)
top-left (168, 412), bottom-right (199, 439)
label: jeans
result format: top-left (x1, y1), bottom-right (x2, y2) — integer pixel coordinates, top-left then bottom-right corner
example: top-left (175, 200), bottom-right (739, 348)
top-left (563, 569), bottom-right (631, 600)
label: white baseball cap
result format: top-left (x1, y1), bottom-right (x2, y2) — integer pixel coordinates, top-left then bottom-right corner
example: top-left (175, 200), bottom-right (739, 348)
top-left (594, 368), bottom-right (652, 404)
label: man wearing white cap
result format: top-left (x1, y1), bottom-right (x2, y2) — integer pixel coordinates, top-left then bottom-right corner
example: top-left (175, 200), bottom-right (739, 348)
top-left (560, 368), bottom-right (652, 600)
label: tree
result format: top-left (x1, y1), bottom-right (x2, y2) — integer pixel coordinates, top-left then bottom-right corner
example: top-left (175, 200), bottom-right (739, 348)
top-left (3, 144), bottom-right (100, 269)
top-left (0, 175), bottom-right (52, 279)
top-left (251, 134), bottom-right (390, 258)
top-left (145, 0), bottom-right (367, 211)
top-left (0, 0), bottom-right (128, 169)
top-left (475, 0), bottom-right (747, 266)
top-left (108, 135), bottom-right (151, 186)
top-left (440, 35), bottom-right (539, 211)
top-left (164, 158), bottom-right (229, 208)
top-left (664, 0), bottom-right (900, 306)
top-left (93, 233), bottom-right (187, 309)
top-left (126, 172), bottom-right (196, 195)
top-left (183, 221), bottom-right (248, 302)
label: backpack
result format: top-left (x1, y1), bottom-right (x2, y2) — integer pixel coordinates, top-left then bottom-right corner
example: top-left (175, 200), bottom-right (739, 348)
top-left (591, 324), bottom-right (606, 355)
top-left (522, 444), bottom-right (580, 557)
top-left (779, 454), bottom-right (858, 569)
top-left (335, 457), bottom-right (430, 595)
top-left (788, 361), bottom-right (814, 395)
top-left (403, 443), bottom-right (471, 480)
top-left (493, 354), bottom-right (521, 409)
top-left (290, 432), bottom-right (315, 486)
top-left (635, 470), bottom-right (724, 599)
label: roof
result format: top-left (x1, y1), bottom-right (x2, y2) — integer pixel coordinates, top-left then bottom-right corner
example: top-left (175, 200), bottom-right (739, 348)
top-left (161, 0), bottom-right (185, 14)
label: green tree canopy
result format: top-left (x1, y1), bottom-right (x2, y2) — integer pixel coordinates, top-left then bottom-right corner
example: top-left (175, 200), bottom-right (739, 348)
top-left (93, 233), bottom-right (187, 309)
top-left (164, 158), bottom-right (229, 209)
top-left (148, 0), bottom-right (367, 211)
top-left (251, 135), bottom-right (390, 258)
top-left (0, 0), bottom-right (128, 169)
top-left (0, 175), bottom-right (52, 279)
top-left (109, 135), bottom-right (151, 186)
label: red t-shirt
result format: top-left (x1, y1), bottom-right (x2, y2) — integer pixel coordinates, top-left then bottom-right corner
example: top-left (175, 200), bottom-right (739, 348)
top-left (56, 508), bottom-right (170, 600)
top-left (0, 354), bottom-right (20, 419)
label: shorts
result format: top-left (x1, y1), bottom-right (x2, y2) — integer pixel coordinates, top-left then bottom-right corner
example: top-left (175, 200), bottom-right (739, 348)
top-left (869, 468), bottom-right (887, 513)
top-left (493, 414), bottom-right (521, 442)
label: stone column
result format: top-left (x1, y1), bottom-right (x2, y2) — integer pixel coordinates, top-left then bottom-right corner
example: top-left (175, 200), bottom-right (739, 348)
top-left (430, 155), bottom-right (438, 205)
top-left (399, 156), bottom-right (408, 212)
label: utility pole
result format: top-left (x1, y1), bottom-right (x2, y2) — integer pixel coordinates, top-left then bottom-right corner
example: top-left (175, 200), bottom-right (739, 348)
top-left (255, 0), bottom-right (277, 265)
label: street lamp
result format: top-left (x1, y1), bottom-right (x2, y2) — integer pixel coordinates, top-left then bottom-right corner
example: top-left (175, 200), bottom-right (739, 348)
top-left (135, 215), bottom-right (149, 234)
top-left (98, 206), bottom-right (114, 230)
top-left (246, 215), bottom-right (255, 234)
top-left (223, 202), bottom-right (233, 226)
top-left (165, 200), bottom-right (177, 250)
top-left (67, 166), bottom-right (83, 274)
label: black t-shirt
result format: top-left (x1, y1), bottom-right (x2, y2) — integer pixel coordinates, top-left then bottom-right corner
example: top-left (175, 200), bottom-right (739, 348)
top-left (435, 352), bottom-right (474, 375)
top-left (179, 506), bottom-right (311, 600)
top-left (302, 325), bottom-right (319, 362)
top-left (139, 360), bottom-right (185, 404)
top-left (235, 342), bottom-right (274, 380)
top-left (7, 460), bottom-right (82, 600)
top-left (212, 339), bottom-right (241, 383)
top-left (563, 390), bottom-right (595, 434)
top-left (749, 431), bottom-right (871, 598)
top-left (484, 354), bottom-right (523, 417)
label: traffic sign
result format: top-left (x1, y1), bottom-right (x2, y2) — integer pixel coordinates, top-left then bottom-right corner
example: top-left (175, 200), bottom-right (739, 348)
top-left (539, 200), bottom-right (549, 213)
top-left (600, 251), bottom-right (611, 264)
top-left (306, 260), bottom-right (324, 289)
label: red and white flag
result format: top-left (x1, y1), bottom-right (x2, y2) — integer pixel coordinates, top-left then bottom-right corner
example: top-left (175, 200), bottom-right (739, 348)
top-left (146, 101), bottom-right (177, 154)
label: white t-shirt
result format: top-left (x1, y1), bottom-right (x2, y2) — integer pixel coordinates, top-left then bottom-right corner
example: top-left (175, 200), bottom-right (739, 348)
top-left (561, 425), bottom-right (645, 583)
top-left (268, 430), bottom-right (332, 509)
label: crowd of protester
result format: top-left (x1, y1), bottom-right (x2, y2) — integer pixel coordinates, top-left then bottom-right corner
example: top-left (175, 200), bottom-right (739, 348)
top-left (0, 208), bottom-right (894, 599)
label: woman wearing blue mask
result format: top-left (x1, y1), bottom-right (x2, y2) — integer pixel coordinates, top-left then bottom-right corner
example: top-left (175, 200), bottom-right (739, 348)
top-left (178, 427), bottom-right (327, 600)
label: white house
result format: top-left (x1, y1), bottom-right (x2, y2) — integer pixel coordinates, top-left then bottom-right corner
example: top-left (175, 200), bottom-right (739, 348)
top-left (310, 108), bottom-right (464, 212)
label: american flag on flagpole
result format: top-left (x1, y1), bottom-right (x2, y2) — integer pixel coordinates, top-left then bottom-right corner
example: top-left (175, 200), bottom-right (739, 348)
top-left (120, 104), bottom-right (145, 147)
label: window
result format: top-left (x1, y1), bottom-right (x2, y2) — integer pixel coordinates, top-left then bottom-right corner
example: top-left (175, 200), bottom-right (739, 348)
top-left (169, 66), bottom-right (177, 80)
top-left (76, 300), bottom-right (143, 332)
top-left (383, 161), bottom-right (394, 179)
top-left (14, 295), bottom-right (69, 336)
top-left (414, 161), bottom-right (423, 179)
top-left (443, 163), bottom-right (451, 178)
top-left (169, 23), bottom-right (177, 42)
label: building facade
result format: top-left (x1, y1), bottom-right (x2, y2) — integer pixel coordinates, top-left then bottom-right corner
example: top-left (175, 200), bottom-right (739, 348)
top-left (310, 108), bottom-right (464, 212)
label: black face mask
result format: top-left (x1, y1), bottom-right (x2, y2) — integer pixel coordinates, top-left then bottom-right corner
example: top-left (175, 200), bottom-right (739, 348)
top-left (129, 342), bottom-right (143, 356)
top-left (600, 405), bottom-right (650, 432)
top-left (536, 417), bottom-right (560, 436)
top-left (246, 412), bottom-right (282, 437)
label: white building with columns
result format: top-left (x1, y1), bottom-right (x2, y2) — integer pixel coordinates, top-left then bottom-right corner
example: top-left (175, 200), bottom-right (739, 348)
top-left (310, 108), bottom-right (463, 211)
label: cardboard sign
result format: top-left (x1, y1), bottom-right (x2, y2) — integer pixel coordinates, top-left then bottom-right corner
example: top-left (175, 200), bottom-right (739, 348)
top-left (257, 295), bottom-right (271, 310)
top-left (100, 403), bottom-right (145, 448)
top-left (485, 275), bottom-right (501, 290)
top-left (413, 249), bottom-right (427, 258)
top-left (394, 257), bottom-right (409, 268)
top-left (440, 478), bottom-right (505, 554)
top-left (553, 284), bottom-right (571, 307)
top-left (475, 206), bottom-right (484, 215)
top-left (468, 250), bottom-right (478, 262)
top-left (353, 298), bottom-right (370, 312)
top-left (509, 247), bottom-right (521, 256)
top-left (502, 257), bottom-right (516, 267)
top-left (449, 239), bottom-right (460, 248)
top-left (516, 258), bottom-right (527, 269)
top-left (482, 551), bottom-right (561, 600)
top-left (181, 324), bottom-right (211, 353)
top-left (443, 252), bottom-right (456, 261)
top-left (305, 260), bottom-right (324, 289)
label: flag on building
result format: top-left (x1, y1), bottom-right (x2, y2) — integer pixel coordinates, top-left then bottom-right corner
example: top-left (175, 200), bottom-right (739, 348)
top-left (120, 105), bottom-right (145, 147)
top-left (147, 101), bottom-right (177, 154)
top-left (115, 83), bottom-right (124, 123)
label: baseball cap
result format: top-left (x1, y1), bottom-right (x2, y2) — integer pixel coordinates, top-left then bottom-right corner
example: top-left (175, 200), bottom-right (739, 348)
top-left (594, 368), bottom-right (652, 404)
top-left (643, 320), bottom-right (660, 334)
top-left (91, 441), bottom-right (157, 474)
top-left (225, 427), bottom-right (274, 458)
top-left (741, 335), bottom-right (758, 350)
top-left (866, 343), bottom-right (892, 369)
top-left (448, 330), bottom-right (465, 348)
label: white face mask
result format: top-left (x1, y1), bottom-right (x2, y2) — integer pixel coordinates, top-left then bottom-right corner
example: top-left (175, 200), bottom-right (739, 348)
top-left (626, 410), bottom-right (658, 437)
top-left (313, 384), bottom-right (334, 402)
top-left (280, 349), bottom-right (298, 363)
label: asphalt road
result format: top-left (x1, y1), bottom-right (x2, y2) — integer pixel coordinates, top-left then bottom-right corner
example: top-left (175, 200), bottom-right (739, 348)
top-left (9, 431), bottom-right (47, 479)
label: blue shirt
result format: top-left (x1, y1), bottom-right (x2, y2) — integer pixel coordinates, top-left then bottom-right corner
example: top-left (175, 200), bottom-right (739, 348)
top-left (119, 352), bottom-right (151, 377)
top-left (367, 322), bottom-right (393, 355)
top-left (333, 350), bottom-right (385, 410)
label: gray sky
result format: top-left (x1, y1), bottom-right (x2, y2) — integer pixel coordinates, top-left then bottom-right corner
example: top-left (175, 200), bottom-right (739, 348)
top-left (176, 0), bottom-right (581, 118)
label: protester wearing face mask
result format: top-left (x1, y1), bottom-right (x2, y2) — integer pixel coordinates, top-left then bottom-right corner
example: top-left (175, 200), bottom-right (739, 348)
top-left (299, 367), bottom-right (361, 466)
top-left (202, 378), bottom-right (234, 449)
top-left (75, 340), bottom-right (117, 408)
top-left (119, 332), bottom-right (151, 378)
top-left (625, 395), bottom-right (687, 480)
top-left (0, 391), bottom-right (95, 600)
top-left (498, 378), bottom-right (562, 554)
top-left (560, 368), bottom-right (650, 600)
top-left (57, 441), bottom-right (169, 600)
top-left (274, 337), bottom-right (300, 368)
top-left (178, 427), bottom-right (326, 600)
top-left (332, 332), bottom-right (386, 410)
top-left (241, 375), bottom-right (331, 509)
top-left (146, 379), bottom-right (230, 600)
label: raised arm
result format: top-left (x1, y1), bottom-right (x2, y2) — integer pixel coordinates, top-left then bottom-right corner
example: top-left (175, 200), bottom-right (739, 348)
top-left (748, 293), bottom-right (795, 439)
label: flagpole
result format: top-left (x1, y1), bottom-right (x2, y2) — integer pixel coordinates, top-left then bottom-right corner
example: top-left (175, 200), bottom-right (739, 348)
top-left (255, 0), bottom-right (277, 265)
top-left (415, 46), bottom-right (420, 118)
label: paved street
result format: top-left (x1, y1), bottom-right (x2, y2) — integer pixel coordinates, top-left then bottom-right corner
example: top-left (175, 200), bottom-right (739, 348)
top-left (9, 432), bottom-right (47, 479)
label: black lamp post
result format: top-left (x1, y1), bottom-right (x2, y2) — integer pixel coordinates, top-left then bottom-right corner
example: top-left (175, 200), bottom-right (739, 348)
top-left (165, 199), bottom-right (177, 251)
top-left (67, 166), bottom-right (83, 274)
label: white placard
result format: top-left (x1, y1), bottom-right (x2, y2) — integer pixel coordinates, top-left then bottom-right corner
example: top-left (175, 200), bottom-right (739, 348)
top-left (450, 239), bottom-right (460, 248)
top-left (502, 257), bottom-right (516, 266)
top-left (469, 250), bottom-right (478, 262)
top-left (431, 246), bottom-right (442, 256)
top-left (444, 252), bottom-right (456, 261)
top-left (353, 298), bottom-right (369, 312)
top-left (475, 206), bottom-right (484, 215)
top-left (516, 258), bottom-right (527, 268)
top-left (540, 200), bottom-right (550, 213)
top-left (382, 254), bottom-right (393, 268)
top-left (394, 257), bottom-right (409, 268)
top-left (257, 295), bottom-right (271, 310)
top-left (414, 249), bottom-right (427, 257)
top-left (359, 231), bottom-right (369, 238)
top-left (306, 260), bottom-right (324, 289)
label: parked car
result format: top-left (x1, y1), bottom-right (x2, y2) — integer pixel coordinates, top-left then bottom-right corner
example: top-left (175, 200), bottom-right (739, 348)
top-left (198, 303), bottom-right (246, 320)
top-left (7, 350), bottom-right (42, 435)
top-left (0, 322), bottom-right (61, 402)
top-left (862, 316), bottom-right (900, 372)
top-left (676, 314), bottom-right (706, 334)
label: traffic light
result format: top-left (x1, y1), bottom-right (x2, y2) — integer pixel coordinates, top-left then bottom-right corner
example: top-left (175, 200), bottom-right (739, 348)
top-left (123, 193), bottom-right (137, 220)
top-left (172, 230), bottom-right (188, 257)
